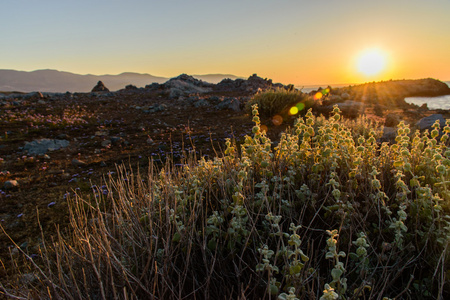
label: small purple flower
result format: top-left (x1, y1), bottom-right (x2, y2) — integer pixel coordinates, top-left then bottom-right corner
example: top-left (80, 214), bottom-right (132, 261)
top-left (48, 201), bottom-right (56, 207)
top-left (17, 213), bottom-right (23, 218)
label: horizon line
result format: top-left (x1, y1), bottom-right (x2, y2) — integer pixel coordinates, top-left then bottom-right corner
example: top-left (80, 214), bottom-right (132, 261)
top-left (1, 68), bottom-right (449, 87)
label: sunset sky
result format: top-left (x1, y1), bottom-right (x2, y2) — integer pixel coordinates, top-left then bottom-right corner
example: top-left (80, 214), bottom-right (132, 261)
top-left (2, 0), bottom-right (450, 86)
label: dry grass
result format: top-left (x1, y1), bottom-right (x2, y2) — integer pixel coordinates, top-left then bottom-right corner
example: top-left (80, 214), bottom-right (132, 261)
top-left (1, 105), bottom-right (449, 299)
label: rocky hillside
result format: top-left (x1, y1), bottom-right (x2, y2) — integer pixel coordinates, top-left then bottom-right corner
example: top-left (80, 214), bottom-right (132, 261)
top-left (328, 78), bottom-right (450, 106)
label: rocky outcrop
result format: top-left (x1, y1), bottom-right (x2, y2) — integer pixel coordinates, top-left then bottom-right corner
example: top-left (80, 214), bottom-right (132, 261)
top-left (214, 74), bottom-right (288, 93)
top-left (145, 74), bottom-right (213, 99)
top-left (140, 73), bottom-right (295, 98)
top-left (91, 81), bottom-right (110, 92)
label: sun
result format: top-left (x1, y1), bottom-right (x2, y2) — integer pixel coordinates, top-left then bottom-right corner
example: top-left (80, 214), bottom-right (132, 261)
top-left (357, 49), bottom-right (386, 76)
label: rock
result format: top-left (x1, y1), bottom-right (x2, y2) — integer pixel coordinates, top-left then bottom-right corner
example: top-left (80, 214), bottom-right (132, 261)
top-left (216, 97), bottom-right (241, 112)
top-left (416, 114), bottom-right (446, 131)
top-left (207, 96), bottom-right (221, 104)
top-left (23, 139), bottom-right (70, 155)
top-left (145, 83), bottom-right (160, 90)
top-left (101, 140), bottom-right (112, 147)
top-left (384, 113), bottom-right (401, 127)
top-left (215, 78), bottom-right (243, 92)
top-left (147, 104), bottom-right (167, 113)
top-left (125, 84), bottom-right (138, 90)
top-left (169, 88), bottom-right (183, 99)
top-left (4, 180), bottom-right (19, 190)
top-left (72, 159), bottom-right (87, 166)
top-left (91, 81), bottom-right (110, 92)
top-left (379, 127), bottom-right (397, 143)
top-left (331, 101), bottom-right (365, 118)
top-left (194, 99), bottom-right (210, 108)
top-left (110, 136), bottom-right (123, 145)
top-left (23, 91), bottom-right (44, 100)
top-left (164, 74), bottom-right (213, 98)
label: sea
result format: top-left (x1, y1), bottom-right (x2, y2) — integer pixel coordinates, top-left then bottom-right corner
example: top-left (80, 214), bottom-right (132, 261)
top-left (404, 81), bottom-right (450, 110)
top-left (297, 81), bottom-right (450, 110)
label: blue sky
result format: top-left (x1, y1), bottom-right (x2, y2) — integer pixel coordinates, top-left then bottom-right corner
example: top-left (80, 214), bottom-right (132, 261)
top-left (2, 0), bottom-right (450, 85)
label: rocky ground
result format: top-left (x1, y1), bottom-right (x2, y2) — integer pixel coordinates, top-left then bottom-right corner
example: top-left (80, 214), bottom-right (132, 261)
top-left (1, 74), bottom-right (449, 286)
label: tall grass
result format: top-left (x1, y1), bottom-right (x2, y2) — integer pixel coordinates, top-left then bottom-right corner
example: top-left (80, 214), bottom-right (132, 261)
top-left (2, 105), bottom-right (449, 299)
top-left (245, 88), bottom-right (312, 118)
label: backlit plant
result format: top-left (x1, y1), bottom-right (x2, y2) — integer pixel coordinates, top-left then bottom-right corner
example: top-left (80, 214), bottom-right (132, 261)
top-left (3, 104), bottom-right (449, 299)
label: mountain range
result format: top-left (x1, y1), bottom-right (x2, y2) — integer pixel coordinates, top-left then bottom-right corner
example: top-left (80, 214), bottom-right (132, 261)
top-left (0, 69), bottom-right (243, 93)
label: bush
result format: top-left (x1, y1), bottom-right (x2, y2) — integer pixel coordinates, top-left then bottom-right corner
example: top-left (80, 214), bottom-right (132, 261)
top-left (246, 88), bottom-right (312, 118)
top-left (3, 105), bottom-right (449, 299)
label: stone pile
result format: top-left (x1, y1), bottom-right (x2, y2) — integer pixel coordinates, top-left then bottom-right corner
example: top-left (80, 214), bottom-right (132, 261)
top-left (91, 81), bottom-right (110, 92)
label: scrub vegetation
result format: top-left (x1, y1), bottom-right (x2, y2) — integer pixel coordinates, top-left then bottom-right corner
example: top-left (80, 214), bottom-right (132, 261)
top-left (2, 99), bottom-right (449, 299)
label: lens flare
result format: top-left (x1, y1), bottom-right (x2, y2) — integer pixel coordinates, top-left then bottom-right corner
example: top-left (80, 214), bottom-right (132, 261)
top-left (260, 125), bottom-right (268, 133)
top-left (289, 102), bottom-right (305, 115)
top-left (289, 106), bottom-right (299, 115)
top-left (272, 115), bottom-right (283, 126)
top-left (314, 92), bottom-right (323, 100)
top-left (296, 102), bottom-right (305, 111)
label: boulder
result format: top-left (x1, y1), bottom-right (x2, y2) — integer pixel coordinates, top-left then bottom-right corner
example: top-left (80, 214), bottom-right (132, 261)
top-left (194, 99), bottom-right (211, 108)
top-left (416, 114), bottom-right (446, 131)
top-left (23, 139), bottom-right (70, 155)
top-left (91, 81), bottom-right (110, 92)
top-left (4, 180), bottom-right (19, 190)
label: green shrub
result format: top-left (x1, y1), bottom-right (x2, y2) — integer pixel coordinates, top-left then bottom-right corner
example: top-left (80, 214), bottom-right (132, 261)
top-left (245, 88), bottom-right (312, 118)
top-left (3, 105), bottom-right (449, 299)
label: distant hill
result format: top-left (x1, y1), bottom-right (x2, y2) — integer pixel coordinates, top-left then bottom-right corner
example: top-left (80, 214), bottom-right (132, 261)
top-left (0, 69), bottom-right (243, 93)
